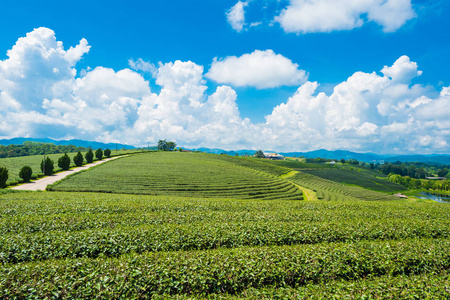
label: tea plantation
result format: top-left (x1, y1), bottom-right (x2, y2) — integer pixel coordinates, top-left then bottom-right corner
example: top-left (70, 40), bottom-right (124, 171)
top-left (1, 151), bottom-right (449, 298)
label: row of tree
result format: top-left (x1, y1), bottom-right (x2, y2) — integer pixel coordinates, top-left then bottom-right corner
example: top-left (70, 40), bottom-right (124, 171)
top-left (0, 148), bottom-right (111, 188)
top-left (0, 142), bottom-right (87, 158)
top-left (388, 174), bottom-right (450, 191)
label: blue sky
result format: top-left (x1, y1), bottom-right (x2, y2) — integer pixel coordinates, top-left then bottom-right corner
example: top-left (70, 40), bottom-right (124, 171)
top-left (0, 0), bottom-right (449, 154)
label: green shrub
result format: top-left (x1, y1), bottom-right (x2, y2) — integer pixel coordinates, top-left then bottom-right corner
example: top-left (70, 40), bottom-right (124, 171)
top-left (73, 151), bottom-right (84, 166)
top-left (40, 157), bottom-right (54, 175)
top-left (57, 153), bottom-right (71, 171)
top-left (19, 165), bottom-right (32, 182)
top-left (85, 148), bottom-right (94, 163)
top-left (0, 167), bottom-right (8, 188)
top-left (95, 148), bottom-right (103, 160)
top-left (104, 148), bottom-right (111, 158)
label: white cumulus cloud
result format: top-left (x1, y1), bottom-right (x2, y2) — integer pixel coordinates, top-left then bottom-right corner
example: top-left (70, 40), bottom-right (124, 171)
top-left (206, 50), bottom-right (308, 89)
top-left (226, 1), bottom-right (248, 32)
top-left (0, 28), bottom-right (449, 154)
top-left (275, 0), bottom-right (416, 34)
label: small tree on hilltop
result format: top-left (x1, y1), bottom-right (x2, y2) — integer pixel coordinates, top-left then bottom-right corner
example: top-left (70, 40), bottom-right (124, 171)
top-left (104, 148), bottom-right (111, 158)
top-left (85, 148), bottom-right (94, 163)
top-left (0, 167), bottom-right (8, 188)
top-left (58, 153), bottom-right (71, 171)
top-left (254, 150), bottom-right (265, 158)
top-left (95, 148), bottom-right (103, 160)
top-left (157, 140), bottom-right (168, 151)
top-left (166, 141), bottom-right (177, 151)
top-left (73, 151), bottom-right (84, 167)
top-left (19, 165), bottom-right (32, 182)
top-left (40, 157), bottom-right (54, 175)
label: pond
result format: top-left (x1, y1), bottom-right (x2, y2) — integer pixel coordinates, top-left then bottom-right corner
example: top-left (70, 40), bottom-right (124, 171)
top-left (417, 192), bottom-right (450, 203)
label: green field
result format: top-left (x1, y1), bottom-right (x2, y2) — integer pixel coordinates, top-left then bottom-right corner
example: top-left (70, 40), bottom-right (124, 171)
top-left (301, 168), bottom-right (406, 192)
top-left (291, 171), bottom-right (400, 201)
top-left (48, 152), bottom-right (303, 201)
top-left (0, 149), bottom-right (142, 184)
top-left (1, 151), bottom-right (450, 298)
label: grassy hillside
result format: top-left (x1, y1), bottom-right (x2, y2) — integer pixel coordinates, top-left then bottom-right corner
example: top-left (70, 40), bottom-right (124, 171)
top-left (1, 191), bottom-right (449, 298)
top-left (301, 168), bottom-right (406, 192)
top-left (48, 152), bottom-right (303, 201)
top-left (291, 171), bottom-right (400, 201)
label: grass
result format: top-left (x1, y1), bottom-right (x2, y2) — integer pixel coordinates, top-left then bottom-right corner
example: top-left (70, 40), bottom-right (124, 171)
top-left (48, 152), bottom-right (303, 200)
top-left (0, 149), bottom-right (141, 185)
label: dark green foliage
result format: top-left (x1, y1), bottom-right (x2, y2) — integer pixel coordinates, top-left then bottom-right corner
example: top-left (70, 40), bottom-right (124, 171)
top-left (157, 139), bottom-right (168, 151)
top-left (73, 151), bottom-right (84, 166)
top-left (166, 141), bottom-right (176, 151)
top-left (95, 148), bottom-right (103, 160)
top-left (40, 157), bottom-right (54, 175)
top-left (104, 148), bottom-right (111, 158)
top-left (85, 148), bottom-right (94, 163)
top-left (19, 165), bottom-right (32, 182)
top-left (0, 141), bottom-right (87, 158)
top-left (438, 168), bottom-right (449, 177)
top-left (57, 153), bottom-right (71, 170)
top-left (254, 150), bottom-right (264, 158)
top-left (0, 166), bottom-right (8, 188)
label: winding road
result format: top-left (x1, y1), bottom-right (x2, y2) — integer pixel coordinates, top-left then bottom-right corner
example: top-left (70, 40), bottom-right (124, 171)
top-left (11, 155), bottom-right (126, 191)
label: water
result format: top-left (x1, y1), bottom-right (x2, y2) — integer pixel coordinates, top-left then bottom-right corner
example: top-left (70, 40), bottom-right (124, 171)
top-left (417, 192), bottom-right (450, 203)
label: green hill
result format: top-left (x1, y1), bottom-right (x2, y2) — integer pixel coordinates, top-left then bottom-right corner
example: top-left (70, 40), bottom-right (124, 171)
top-left (48, 152), bottom-right (303, 201)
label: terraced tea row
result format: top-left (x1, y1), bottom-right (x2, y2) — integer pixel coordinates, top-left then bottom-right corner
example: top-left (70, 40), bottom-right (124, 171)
top-left (301, 168), bottom-right (405, 192)
top-left (292, 171), bottom-right (398, 201)
top-left (2, 238), bottom-right (450, 298)
top-left (1, 192), bottom-right (449, 264)
top-left (48, 152), bottom-right (303, 200)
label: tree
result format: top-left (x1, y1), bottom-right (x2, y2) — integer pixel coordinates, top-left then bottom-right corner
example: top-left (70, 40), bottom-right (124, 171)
top-left (157, 140), bottom-right (168, 151)
top-left (85, 148), bottom-right (94, 163)
top-left (437, 168), bottom-right (449, 177)
top-left (58, 153), bottom-right (71, 170)
top-left (340, 159), bottom-right (345, 164)
top-left (40, 157), bottom-right (54, 175)
top-left (19, 165), bottom-right (32, 182)
top-left (95, 148), bottom-right (103, 160)
top-left (254, 150), bottom-right (265, 158)
top-left (0, 167), bottom-right (8, 188)
top-left (104, 148), bottom-right (111, 158)
top-left (73, 151), bottom-right (84, 166)
top-left (166, 141), bottom-right (177, 151)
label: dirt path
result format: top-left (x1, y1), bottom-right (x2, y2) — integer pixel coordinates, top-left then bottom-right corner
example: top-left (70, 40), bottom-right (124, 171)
top-left (280, 170), bottom-right (318, 201)
top-left (11, 156), bottom-right (126, 191)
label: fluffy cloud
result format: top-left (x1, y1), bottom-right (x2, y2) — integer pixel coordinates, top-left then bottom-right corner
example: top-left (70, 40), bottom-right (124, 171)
top-left (275, 0), bottom-right (415, 34)
top-left (226, 1), bottom-right (248, 32)
top-left (1, 28), bottom-right (449, 154)
top-left (206, 50), bottom-right (308, 89)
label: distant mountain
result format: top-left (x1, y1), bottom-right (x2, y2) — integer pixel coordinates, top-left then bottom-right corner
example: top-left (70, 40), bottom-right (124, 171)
top-left (0, 138), bottom-right (135, 150)
top-left (194, 147), bottom-right (450, 165)
top-left (279, 149), bottom-right (384, 162)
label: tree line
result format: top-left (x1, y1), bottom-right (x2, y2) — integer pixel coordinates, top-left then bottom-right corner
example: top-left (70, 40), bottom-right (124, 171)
top-left (0, 148), bottom-right (111, 188)
top-left (0, 142), bottom-right (87, 158)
